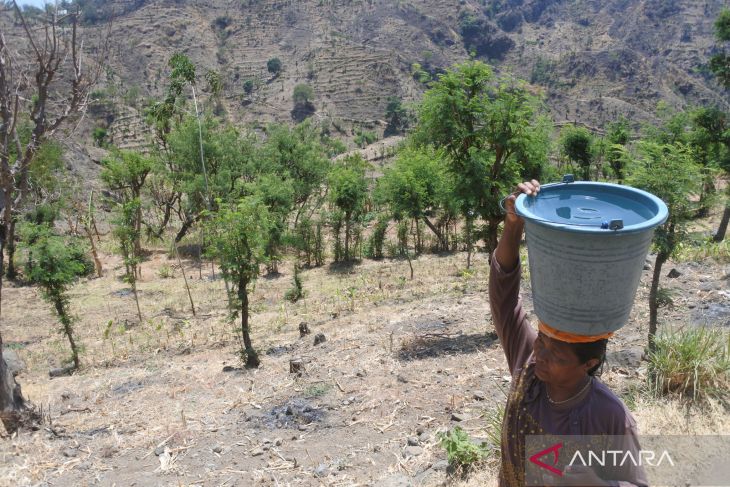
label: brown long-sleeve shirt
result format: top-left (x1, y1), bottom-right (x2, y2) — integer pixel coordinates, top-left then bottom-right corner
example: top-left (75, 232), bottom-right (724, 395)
top-left (488, 255), bottom-right (648, 487)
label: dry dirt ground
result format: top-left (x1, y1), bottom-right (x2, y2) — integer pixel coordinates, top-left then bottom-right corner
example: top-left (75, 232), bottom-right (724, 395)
top-left (0, 213), bottom-right (728, 486)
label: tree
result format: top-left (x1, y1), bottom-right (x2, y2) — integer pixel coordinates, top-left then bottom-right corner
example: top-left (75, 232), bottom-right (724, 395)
top-left (708, 9), bottom-right (730, 242)
top-left (21, 223), bottom-right (88, 371)
top-left (0, 2), bottom-right (106, 433)
top-left (328, 155), bottom-right (368, 262)
top-left (112, 200), bottom-right (144, 322)
top-left (206, 197), bottom-right (271, 368)
top-left (260, 121), bottom-right (331, 227)
top-left (606, 117), bottom-right (631, 182)
top-left (688, 107), bottom-right (727, 218)
top-left (293, 84), bottom-right (314, 106)
top-left (377, 146), bottom-right (454, 251)
top-left (101, 150), bottom-right (152, 258)
top-left (560, 125), bottom-right (594, 181)
top-left (414, 61), bottom-right (548, 264)
top-left (627, 142), bottom-right (702, 351)
top-left (267, 57), bottom-right (282, 76)
top-left (384, 96), bottom-right (409, 136)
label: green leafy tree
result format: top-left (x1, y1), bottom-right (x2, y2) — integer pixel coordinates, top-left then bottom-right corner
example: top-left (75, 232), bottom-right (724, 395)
top-left (689, 107), bottom-right (727, 218)
top-left (249, 173), bottom-right (294, 274)
top-left (627, 142), bottom-right (702, 350)
top-left (377, 146), bottom-right (454, 251)
top-left (328, 155), bottom-right (368, 262)
top-left (101, 150), bottom-right (152, 258)
top-left (708, 9), bottom-right (730, 242)
top-left (414, 61), bottom-right (548, 264)
top-left (293, 84), bottom-right (314, 106)
top-left (384, 96), bottom-right (409, 136)
top-left (206, 197), bottom-right (271, 368)
top-left (267, 57), bottom-right (282, 76)
top-left (260, 122), bottom-right (331, 226)
top-left (560, 125), bottom-right (594, 181)
top-left (21, 223), bottom-right (88, 370)
top-left (606, 117), bottom-right (631, 182)
top-left (112, 199), bottom-right (144, 322)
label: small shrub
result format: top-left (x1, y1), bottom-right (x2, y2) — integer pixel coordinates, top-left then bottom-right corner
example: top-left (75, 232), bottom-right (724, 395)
top-left (284, 265), bottom-right (304, 303)
top-left (267, 57), bottom-right (282, 75)
top-left (438, 426), bottom-right (493, 474)
top-left (365, 217), bottom-right (388, 259)
top-left (304, 382), bottom-right (330, 398)
top-left (158, 264), bottom-right (174, 279)
top-left (647, 327), bottom-right (730, 400)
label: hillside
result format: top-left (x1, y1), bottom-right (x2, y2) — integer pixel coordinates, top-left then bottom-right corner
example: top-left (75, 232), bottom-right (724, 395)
top-left (80, 0), bottom-right (728, 150)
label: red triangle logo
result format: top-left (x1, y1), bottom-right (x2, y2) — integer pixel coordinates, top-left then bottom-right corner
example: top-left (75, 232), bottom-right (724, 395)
top-left (529, 442), bottom-right (564, 477)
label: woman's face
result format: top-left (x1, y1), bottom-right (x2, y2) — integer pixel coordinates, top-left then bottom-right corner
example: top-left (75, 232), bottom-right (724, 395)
top-left (533, 332), bottom-right (596, 386)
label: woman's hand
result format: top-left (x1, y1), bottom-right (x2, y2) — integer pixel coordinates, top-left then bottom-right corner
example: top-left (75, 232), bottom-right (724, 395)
top-left (504, 179), bottom-right (541, 228)
top-left (494, 179), bottom-right (541, 271)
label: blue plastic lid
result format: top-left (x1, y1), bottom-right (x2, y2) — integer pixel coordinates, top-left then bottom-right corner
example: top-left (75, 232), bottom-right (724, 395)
top-left (514, 180), bottom-right (668, 234)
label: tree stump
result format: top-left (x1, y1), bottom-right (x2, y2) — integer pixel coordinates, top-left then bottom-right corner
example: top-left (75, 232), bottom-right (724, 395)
top-left (289, 358), bottom-right (305, 375)
top-left (299, 321), bottom-right (310, 337)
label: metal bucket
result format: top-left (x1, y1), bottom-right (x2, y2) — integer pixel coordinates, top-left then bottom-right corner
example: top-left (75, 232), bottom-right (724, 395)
top-left (514, 177), bottom-right (668, 335)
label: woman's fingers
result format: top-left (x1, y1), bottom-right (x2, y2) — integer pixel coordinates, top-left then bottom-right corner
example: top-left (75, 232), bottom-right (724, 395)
top-left (517, 180), bottom-right (541, 196)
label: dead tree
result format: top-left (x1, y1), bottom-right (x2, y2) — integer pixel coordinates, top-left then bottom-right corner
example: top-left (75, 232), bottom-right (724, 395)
top-left (0, 2), bottom-right (108, 432)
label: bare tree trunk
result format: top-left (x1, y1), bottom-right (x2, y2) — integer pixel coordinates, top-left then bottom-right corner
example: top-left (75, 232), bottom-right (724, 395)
top-left (713, 203), bottom-right (729, 243)
top-left (485, 218), bottom-right (500, 262)
top-left (0, 228), bottom-right (26, 433)
top-left (54, 297), bottom-right (79, 370)
top-left (5, 218), bottom-right (15, 279)
top-left (423, 216), bottom-right (447, 251)
top-left (465, 216), bottom-right (473, 269)
top-left (239, 277), bottom-right (259, 368)
top-left (344, 213), bottom-right (351, 261)
top-left (648, 252), bottom-right (667, 352)
top-left (84, 223), bottom-right (103, 278)
top-left (174, 245), bottom-right (196, 317)
top-left (131, 274), bottom-right (143, 323)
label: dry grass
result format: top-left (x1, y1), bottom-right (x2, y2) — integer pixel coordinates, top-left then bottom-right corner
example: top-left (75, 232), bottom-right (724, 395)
top-left (1, 224), bottom-right (728, 485)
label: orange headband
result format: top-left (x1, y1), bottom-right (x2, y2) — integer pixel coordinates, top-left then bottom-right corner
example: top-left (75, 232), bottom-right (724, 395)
top-left (538, 320), bottom-right (614, 343)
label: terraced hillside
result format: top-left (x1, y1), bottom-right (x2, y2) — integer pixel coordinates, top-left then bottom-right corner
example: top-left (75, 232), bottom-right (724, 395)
top-left (82, 0), bottom-right (727, 141)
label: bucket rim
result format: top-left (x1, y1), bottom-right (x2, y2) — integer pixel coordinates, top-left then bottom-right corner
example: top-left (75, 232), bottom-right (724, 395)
top-left (514, 181), bottom-right (668, 234)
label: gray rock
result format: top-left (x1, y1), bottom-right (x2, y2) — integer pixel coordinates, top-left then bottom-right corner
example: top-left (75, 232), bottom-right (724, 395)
top-left (62, 448), bottom-right (78, 458)
top-left (431, 459), bottom-right (449, 471)
top-left (212, 445), bottom-right (223, 454)
top-left (314, 463), bottom-right (329, 477)
top-left (250, 448), bottom-right (264, 457)
top-left (606, 347), bottom-right (644, 369)
top-left (2, 349), bottom-right (25, 376)
top-left (473, 390), bottom-right (487, 401)
top-left (667, 268), bottom-right (681, 278)
top-left (404, 446), bottom-right (424, 457)
top-left (154, 446), bottom-right (165, 456)
top-left (407, 436), bottom-right (419, 446)
top-left (313, 333), bottom-right (327, 346)
top-left (451, 412), bottom-right (467, 422)
top-left (396, 374), bottom-right (409, 384)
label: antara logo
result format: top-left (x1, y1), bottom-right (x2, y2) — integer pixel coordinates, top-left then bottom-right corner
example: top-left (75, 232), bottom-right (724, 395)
top-left (529, 442), bottom-right (675, 477)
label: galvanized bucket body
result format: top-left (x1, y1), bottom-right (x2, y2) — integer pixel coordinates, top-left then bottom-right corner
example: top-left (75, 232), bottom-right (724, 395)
top-left (515, 180), bottom-right (668, 335)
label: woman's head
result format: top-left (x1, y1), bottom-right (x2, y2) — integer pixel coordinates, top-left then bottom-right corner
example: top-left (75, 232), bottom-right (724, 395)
top-left (533, 331), bottom-right (608, 385)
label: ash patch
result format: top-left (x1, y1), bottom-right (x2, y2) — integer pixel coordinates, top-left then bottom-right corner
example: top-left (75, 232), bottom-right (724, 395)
top-left (692, 302), bottom-right (730, 328)
top-left (254, 398), bottom-right (325, 430)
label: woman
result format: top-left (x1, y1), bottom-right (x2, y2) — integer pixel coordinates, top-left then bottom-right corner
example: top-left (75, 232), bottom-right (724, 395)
top-left (490, 180), bottom-right (647, 487)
